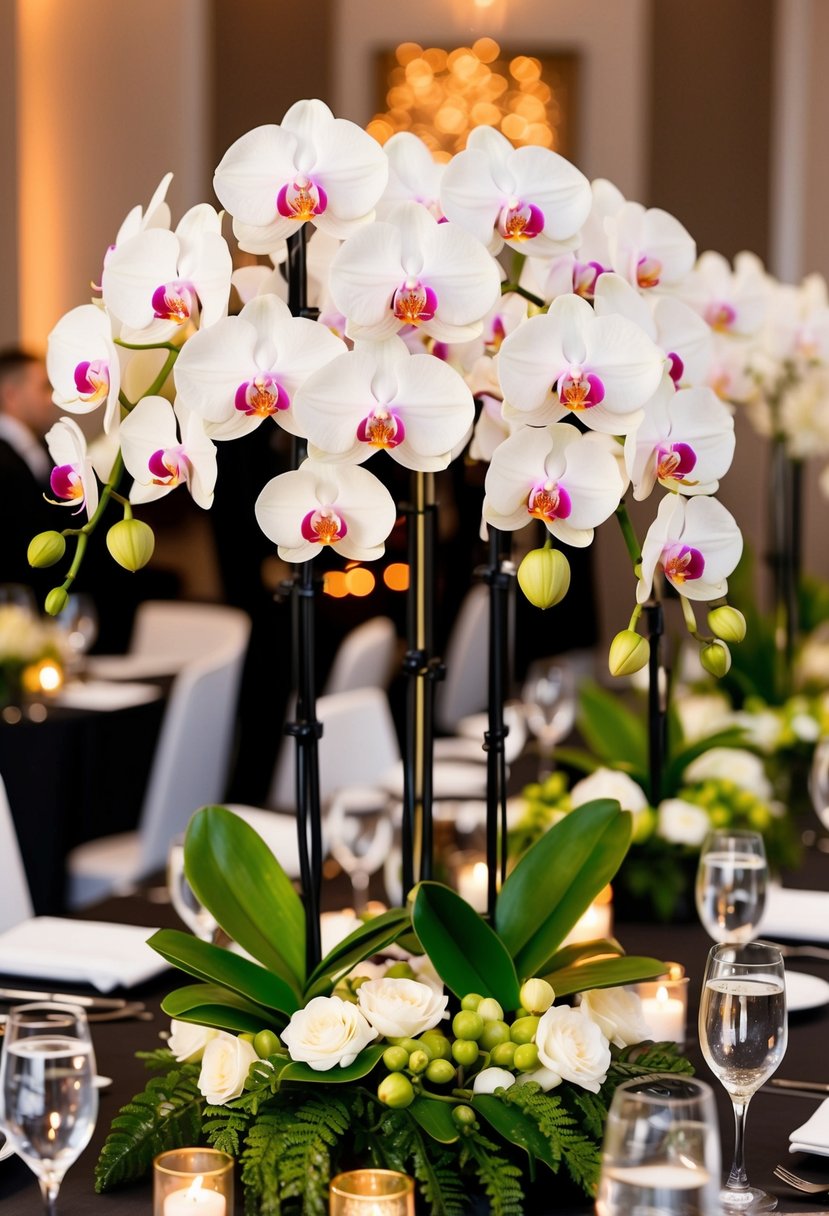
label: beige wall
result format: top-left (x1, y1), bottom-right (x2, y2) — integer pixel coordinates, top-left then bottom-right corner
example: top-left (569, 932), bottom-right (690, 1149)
top-left (0, 0), bottom-right (19, 345)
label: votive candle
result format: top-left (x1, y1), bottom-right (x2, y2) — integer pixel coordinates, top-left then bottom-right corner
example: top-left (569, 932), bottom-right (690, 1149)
top-left (329, 1168), bottom-right (414, 1216)
top-left (154, 1148), bottom-right (233, 1216)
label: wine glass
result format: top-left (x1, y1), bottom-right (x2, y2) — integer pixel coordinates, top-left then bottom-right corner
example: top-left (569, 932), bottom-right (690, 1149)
top-left (699, 941), bottom-right (787, 1212)
top-left (326, 789), bottom-right (394, 913)
top-left (597, 1073), bottom-right (721, 1215)
top-left (695, 830), bottom-right (768, 943)
top-left (809, 737), bottom-right (829, 829)
top-left (520, 658), bottom-right (577, 780)
top-left (167, 835), bottom-right (220, 942)
top-left (0, 1002), bottom-right (98, 1215)
top-left (54, 594), bottom-right (98, 673)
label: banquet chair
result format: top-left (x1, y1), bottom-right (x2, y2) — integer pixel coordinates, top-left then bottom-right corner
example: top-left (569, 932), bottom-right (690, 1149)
top-left (65, 608), bottom-right (251, 908)
top-left (89, 599), bottom-right (250, 677)
top-left (434, 583), bottom-right (490, 733)
top-left (322, 615), bottom-right (398, 696)
top-left (0, 772), bottom-right (34, 932)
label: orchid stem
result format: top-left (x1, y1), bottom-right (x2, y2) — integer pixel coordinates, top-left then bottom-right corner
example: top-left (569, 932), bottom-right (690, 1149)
top-left (500, 282), bottom-right (545, 308)
top-left (614, 501), bottom-right (642, 573)
top-left (59, 451), bottom-right (125, 589)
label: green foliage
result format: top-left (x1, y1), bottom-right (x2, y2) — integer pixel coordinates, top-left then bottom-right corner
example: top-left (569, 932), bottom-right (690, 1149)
top-left (378, 1107), bottom-right (469, 1216)
top-left (485, 1083), bottom-right (602, 1196)
top-left (240, 1095), bottom-right (351, 1216)
top-left (544, 954), bottom-right (668, 997)
top-left (305, 908), bottom-right (411, 999)
top-left (576, 682), bottom-right (648, 782)
top-left (461, 1131), bottom-right (525, 1216)
top-left (149, 928), bottom-right (301, 1015)
top-left (94, 1063), bottom-right (203, 1192)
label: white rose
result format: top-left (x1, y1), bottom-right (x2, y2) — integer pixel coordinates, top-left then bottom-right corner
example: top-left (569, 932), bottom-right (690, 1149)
top-left (731, 709), bottom-right (783, 754)
top-left (674, 692), bottom-right (732, 743)
top-left (578, 988), bottom-right (652, 1049)
top-left (532, 1004), bottom-right (611, 1094)
top-left (168, 1019), bottom-right (219, 1064)
top-left (197, 1032), bottom-right (258, 1105)
top-left (657, 798), bottom-right (711, 847)
top-left (408, 953), bottom-right (445, 996)
top-left (684, 747), bottom-right (773, 800)
top-left (357, 977), bottom-right (448, 1038)
top-left (282, 995), bottom-right (377, 1071)
top-left (473, 1067), bottom-right (516, 1095)
top-left (570, 768), bottom-right (648, 815)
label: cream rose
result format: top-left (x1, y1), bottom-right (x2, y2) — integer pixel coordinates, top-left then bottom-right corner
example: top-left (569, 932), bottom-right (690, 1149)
top-left (570, 768), bottom-right (648, 816)
top-left (532, 1004), bottom-right (611, 1094)
top-left (168, 1019), bottom-right (219, 1064)
top-left (282, 995), bottom-right (377, 1071)
top-left (657, 797), bottom-right (711, 846)
top-left (197, 1032), bottom-right (258, 1105)
top-left (684, 747), bottom-right (773, 800)
top-left (578, 987), bottom-right (652, 1049)
top-left (357, 977), bottom-right (448, 1038)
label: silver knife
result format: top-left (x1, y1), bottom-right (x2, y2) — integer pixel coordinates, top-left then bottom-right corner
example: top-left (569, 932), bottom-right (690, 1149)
top-left (767, 1078), bottom-right (829, 1095)
top-left (0, 986), bottom-right (129, 1010)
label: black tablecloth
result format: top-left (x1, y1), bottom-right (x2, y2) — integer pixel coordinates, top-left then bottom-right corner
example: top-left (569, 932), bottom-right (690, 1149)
top-left (0, 689), bottom-right (167, 915)
top-left (2, 851), bottom-right (829, 1212)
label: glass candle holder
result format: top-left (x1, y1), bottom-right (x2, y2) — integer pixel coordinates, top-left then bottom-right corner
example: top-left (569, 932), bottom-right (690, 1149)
top-left (633, 966), bottom-right (690, 1045)
top-left (329, 1169), bottom-right (414, 1216)
top-left (153, 1148), bottom-right (234, 1216)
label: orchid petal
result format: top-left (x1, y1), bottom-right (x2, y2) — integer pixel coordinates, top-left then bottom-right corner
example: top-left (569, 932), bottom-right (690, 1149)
top-left (46, 304), bottom-right (121, 434)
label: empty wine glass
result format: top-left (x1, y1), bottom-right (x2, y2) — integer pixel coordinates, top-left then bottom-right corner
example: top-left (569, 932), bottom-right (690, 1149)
top-left (695, 830), bottom-right (768, 944)
top-left (809, 737), bottom-right (829, 829)
top-left (520, 658), bottom-right (577, 780)
top-left (699, 941), bottom-right (787, 1212)
top-left (327, 789), bottom-right (394, 913)
top-left (167, 835), bottom-right (219, 942)
top-left (597, 1074), bottom-right (721, 1215)
top-left (0, 1002), bottom-right (98, 1215)
top-left (54, 594), bottom-right (98, 672)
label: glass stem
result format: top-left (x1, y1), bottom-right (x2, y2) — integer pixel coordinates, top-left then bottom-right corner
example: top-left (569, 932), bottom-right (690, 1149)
top-left (726, 1098), bottom-right (750, 1191)
top-left (39, 1177), bottom-right (60, 1216)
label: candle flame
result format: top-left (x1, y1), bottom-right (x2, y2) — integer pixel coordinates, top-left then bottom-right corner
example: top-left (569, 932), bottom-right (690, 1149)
top-left (656, 985), bottom-right (669, 1004)
top-left (186, 1176), bottom-right (205, 1199)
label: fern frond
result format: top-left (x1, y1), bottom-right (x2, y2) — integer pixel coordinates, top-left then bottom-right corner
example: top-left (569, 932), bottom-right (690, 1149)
top-left (461, 1131), bottom-right (524, 1216)
top-left (203, 1105), bottom-right (252, 1158)
top-left (95, 1064), bottom-right (202, 1192)
top-left (137, 1047), bottom-right (177, 1071)
top-left (503, 1082), bottom-right (602, 1197)
top-left (377, 1108), bottom-right (468, 1216)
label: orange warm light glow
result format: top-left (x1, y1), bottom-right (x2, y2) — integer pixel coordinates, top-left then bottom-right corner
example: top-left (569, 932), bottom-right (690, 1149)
top-left (345, 567), bottom-right (375, 597)
top-left (368, 40), bottom-right (563, 160)
top-left (383, 563), bottom-right (410, 592)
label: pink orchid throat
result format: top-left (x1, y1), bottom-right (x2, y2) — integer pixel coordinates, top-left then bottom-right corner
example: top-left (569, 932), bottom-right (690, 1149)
top-left (357, 408), bottom-right (405, 449)
top-left (662, 542), bottom-right (705, 584)
top-left (657, 442), bottom-right (697, 482)
top-left (497, 199), bottom-right (544, 242)
top-left (301, 506), bottom-right (347, 545)
top-left (235, 375), bottom-right (289, 417)
top-left (392, 280), bottom-right (437, 326)
top-left (528, 481), bottom-right (572, 522)
top-left (73, 359), bottom-right (110, 401)
top-left (148, 447), bottom-right (188, 486)
top-left (558, 369), bottom-right (605, 412)
top-left (50, 464), bottom-right (83, 502)
top-left (152, 280), bottom-right (198, 324)
top-left (277, 177), bottom-right (327, 221)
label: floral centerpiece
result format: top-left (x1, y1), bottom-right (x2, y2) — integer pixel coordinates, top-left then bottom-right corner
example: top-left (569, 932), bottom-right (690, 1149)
top-left (0, 601), bottom-right (65, 708)
top-left (510, 682), bottom-right (800, 921)
top-left (95, 802), bottom-right (690, 1214)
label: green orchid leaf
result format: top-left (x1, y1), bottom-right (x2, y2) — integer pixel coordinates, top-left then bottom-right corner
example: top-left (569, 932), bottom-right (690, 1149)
top-left (577, 682), bottom-right (647, 772)
top-left (664, 726), bottom-right (749, 792)
top-left (473, 1094), bottom-right (557, 1173)
top-left (184, 805), bottom-right (305, 993)
top-left (549, 747), bottom-right (602, 776)
top-left (161, 983), bottom-right (283, 1034)
top-left (409, 1096), bottom-right (460, 1144)
top-left (496, 800), bottom-right (631, 980)
top-left (279, 1044), bottom-right (387, 1085)
top-left (544, 955), bottom-right (667, 998)
top-left (412, 881), bottom-right (521, 1009)
top-left (538, 938), bottom-right (624, 977)
top-left (148, 929), bottom-right (300, 1015)
top-left (305, 909), bottom-right (411, 999)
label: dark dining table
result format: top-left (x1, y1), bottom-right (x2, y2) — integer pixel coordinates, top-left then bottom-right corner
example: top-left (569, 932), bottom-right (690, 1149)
top-left (2, 841), bottom-right (829, 1213)
top-left (0, 681), bottom-right (169, 915)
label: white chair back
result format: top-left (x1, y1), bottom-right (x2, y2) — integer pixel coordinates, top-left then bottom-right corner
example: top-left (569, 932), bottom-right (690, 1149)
top-left (268, 686), bottom-right (400, 811)
top-left (136, 608), bottom-right (251, 873)
top-left (0, 773), bottom-right (34, 933)
top-left (323, 616), bottom-right (398, 696)
top-left (128, 600), bottom-right (249, 672)
top-left (435, 583), bottom-right (490, 732)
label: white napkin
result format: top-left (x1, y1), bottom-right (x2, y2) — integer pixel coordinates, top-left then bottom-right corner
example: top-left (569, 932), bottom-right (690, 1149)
top-left (0, 917), bottom-right (167, 993)
top-left (85, 654), bottom-right (182, 681)
top-left (54, 680), bottom-right (162, 711)
top-left (380, 760), bottom-right (488, 799)
top-left (790, 1097), bottom-right (829, 1155)
top-left (761, 886), bottom-right (829, 942)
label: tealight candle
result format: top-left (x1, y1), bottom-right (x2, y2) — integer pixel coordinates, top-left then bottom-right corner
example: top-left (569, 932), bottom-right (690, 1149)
top-left (153, 1149), bottom-right (233, 1216)
top-left (635, 974), bottom-right (689, 1044)
top-left (562, 885), bottom-right (614, 946)
top-left (329, 1169), bottom-right (414, 1216)
top-left (456, 859), bottom-right (489, 912)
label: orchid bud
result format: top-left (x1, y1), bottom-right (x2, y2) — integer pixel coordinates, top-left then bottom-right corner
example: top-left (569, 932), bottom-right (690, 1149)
top-left (700, 639), bottom-right (732, 678)
top-left (27, 531), bottom-right (66, 568)
top-left (517, 547), bottom-right (570, 610)
top-left (707, 605), bottom-right (746, 643)
top-left (45, 587), bottom-right (69, 616)
top-left (106, 519), bottom-right (155, 572)
top-left (608, 629), bottom-right (649, 677)
top-left (519, 978), bottom-right (555, 1015)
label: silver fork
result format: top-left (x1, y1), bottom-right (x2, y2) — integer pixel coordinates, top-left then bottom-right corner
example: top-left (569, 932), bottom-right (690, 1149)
top-left (765, 942), bottom-right (829, 962)
top-left (774, 1165), bottom-right (829, 1193)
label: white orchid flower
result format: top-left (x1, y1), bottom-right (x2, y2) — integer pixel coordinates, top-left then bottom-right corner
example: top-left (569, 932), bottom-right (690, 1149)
top-left (593, 272), bottom-right (712, 388)
top-left (255, 459), bottom-right (397, 562)
top-left (173, 294), bottom-right (345, 441)
top-left (625, 381), bottom-right (735, 500)
top-left (678, 250), bottom-right (769, 338)
top-left (440, 126), bottom-right (591, 258)
top-left (327, 201), bottom-right (501, 344)
top-left (101, 203), bottom-right (232, 342)
top-left (119, 395), bottom-right (217, 509)
top-left (497, 294), bottom-right (664, 433)
top-left (46, 304), bottom-right (122, 434)
top-left (110, 172), bottom-right (173, 251)
top-left (604, 201), bottom-right (696, 291)
top-left (483, 423), bottom-right (624, 546)
top-left (761, 274), bottom-right (829, 364)
top-left (379, 131), bottom-right (445, 219)
top-left (291, 335), bottom-right (474, 471)
top-left (637, 493), bottom-right (742, 603)
top-left (213, 99), bottom-right (388, 253)
top-left (45, 417), bottom-right (99, 519)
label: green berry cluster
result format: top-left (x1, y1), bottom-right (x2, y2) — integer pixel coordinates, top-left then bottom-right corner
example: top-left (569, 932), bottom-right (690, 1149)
top-left (679, 777), bottom-right (774, 833)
